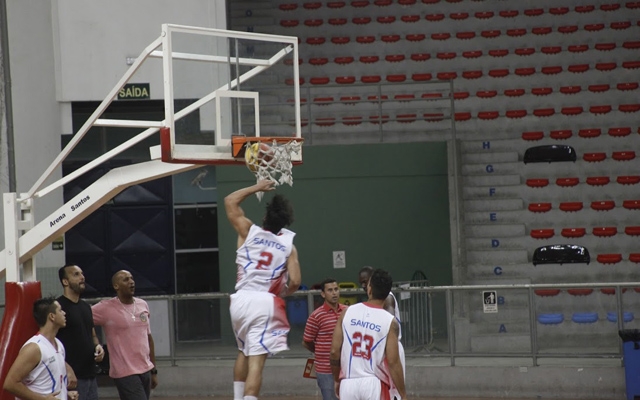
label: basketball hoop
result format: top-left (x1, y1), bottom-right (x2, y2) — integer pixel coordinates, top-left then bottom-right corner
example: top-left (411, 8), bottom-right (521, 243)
top-left (232, 136), bottom-right (303, 200)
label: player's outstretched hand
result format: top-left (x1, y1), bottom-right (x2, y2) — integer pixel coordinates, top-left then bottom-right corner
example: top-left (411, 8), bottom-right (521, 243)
top-left (255, 179), bottom-right (276, 192)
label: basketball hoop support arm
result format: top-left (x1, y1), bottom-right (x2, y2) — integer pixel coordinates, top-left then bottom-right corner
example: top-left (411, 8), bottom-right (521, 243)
top-left (1, 160), bottom-right (199, 281)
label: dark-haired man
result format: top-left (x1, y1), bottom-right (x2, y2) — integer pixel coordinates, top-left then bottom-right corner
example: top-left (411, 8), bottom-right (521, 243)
top-left (225, 180), bottom-right (302, 400)
top-left (57, 264), bottom-right (105, 400)
top-left (303, 278), bottom-right (347, 400)
top-left (330, 269), bottom-right (406, 400)
top-left (4, 297), bottom-right (79, 400)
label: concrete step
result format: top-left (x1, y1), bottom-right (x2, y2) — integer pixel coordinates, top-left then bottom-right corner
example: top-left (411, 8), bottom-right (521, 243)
top-left (464, 198), bottom-right (523, 212)
top-left (462, 174), bottom-right (520, 187)
top-left (465, 237), bottom-right (528, 250)
top-left (465, 224), bottom-right (525, 238)
top-left (465, 262), bottom-right (640, 283)
top-left (471, 333), bottom-right (532, 353)
top-left (462, 151), bottom-right (519, 164)
top-left (467, 250), bottom-right (529, 264)
top-left (465, 208), bottom-right (631, 225)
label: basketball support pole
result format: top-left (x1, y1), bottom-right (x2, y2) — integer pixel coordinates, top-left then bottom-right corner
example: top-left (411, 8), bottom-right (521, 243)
top-left (0, 160), bottom-right (200, 281)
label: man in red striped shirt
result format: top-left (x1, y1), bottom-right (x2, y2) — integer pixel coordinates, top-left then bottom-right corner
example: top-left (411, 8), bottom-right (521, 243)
top-left (303, 278), bottom-right (347, 400)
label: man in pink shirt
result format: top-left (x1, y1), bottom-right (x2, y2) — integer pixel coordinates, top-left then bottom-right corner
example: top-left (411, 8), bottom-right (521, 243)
top-left (92, 270), bottom-right (158, 400)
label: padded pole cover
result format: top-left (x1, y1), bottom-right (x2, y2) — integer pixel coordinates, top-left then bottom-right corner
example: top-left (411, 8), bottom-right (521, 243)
top-left (0, 281), bottom-right (42, 400)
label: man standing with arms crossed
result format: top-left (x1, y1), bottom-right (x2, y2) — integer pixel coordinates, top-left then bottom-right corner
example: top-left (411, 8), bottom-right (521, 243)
top-left (4, 297), bottom-right (79, 400)
top-left (302, 278), bottom-right (347, 400)
top-left (225, 180), bottom-right (302, 400)
top-left (57, 264), bottom-right (105, 400)
top-left (331, 269), bottom-right (407, 400)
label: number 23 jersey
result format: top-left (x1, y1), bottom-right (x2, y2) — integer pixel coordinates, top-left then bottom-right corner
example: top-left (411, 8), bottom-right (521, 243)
top-left (340, 302), bottom-right (394, 383)
top-left (235, 224), bottom-right (295, 295)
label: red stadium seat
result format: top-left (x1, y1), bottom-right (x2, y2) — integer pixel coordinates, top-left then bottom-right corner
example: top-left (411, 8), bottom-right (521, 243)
top-left (425, 14), bottom-right (445, 21)
top-left (506, 110), bottom-right (527, 118)
top-left (532, 27), bottom-right (552, 35)
top-left (593, 227), bottom-right (617, 237)
top-left (369, 115), bottom-right (389, 124)
top-left (279, 3), bottom-right (298, 11)
top-left (481, 30), bottom-right (501, 38)
top-left (315, 117), bottom-right (336, 126)
top-left (452, 92), bottom-right (469, 99)
top-left (401, 15), bottom-right (420, 23)
top-left (505, 89), bottom-right (525, 97)
top-left (623, 200), bottom-right (640, 210)
top-left (476, 90), bottom-right (497, 98)
top-left (340, 96), bottom-right (360, 104)
top-left (591, 201), bottom-right (615, 211)
top-left (524, 8), bottom-right (544, 16)
top-left (304, 19), bottom-right (323, 27)
top-left (356, 36), bottom-right (375, 43)
top-left (327, 1), bottom-right (346, 7)
top-left (550, 130), bottom-right (572, 139)
top-left (531, 229), bottom-right (554, 239)
top-left (632, 254), bottom-right (640, 263)
top-left (625, 226), bottom-right (640, 236)
top-left (377, 16), bottom-right (396, 24)
top-left (450, 12), bottom-right (469, 20)
top-left (541, 66), bottom-right (562, 74)
top-left (619, 103), bottom-right (640, 112)
top-left (385, 54), bottom-right (405, 62)
top-left (475, 11), bottom-right (494, 19)
top-left (618, 176), bottom-right (640, 185)
top-left (596, 63), bottom-right (617, 71)
top-left (561, 228), bottom-right (586, 238)
top-left (342, 116), bottom-right (362, 125)
top-left (578, 128), bottom-right (601, 138)
top-left (568, 45), bottom-right (589, 53)
top-left (359, 56), bottom-right (379, 63)
top-left (394, 94), bottom-right (414, 101)
top-left (351, 0), bottom-right (370, 6)
top-left (462, 71), bottom-right (483, 79)
top-left (507, 29), bottom-right (527, 37)
top-left (386, 74), bottom-right (406, 82)
top-left (488, 69), bottom-right (509, 77)
top-left (306, 37), bottom-right (326, 45)
top-left (558, 25), bottom-right (578, 33)
top-left (528, 203), bottom-right (552, 212)
top-left (310, 77), bottom-right (330, 85)
top-left (397, 114), bottom-right (417, 123)
top-left (412, 73), bottom-right (432, 81)
top-left (588, 84), bottom-right (610, 93)
top-left (522, 131), bottom-right (544, 141)
top-left (515, 48), bottom-right (536, 56)
top-left (406, 34), bottom-right (426, 42)
top-left (590, 105), bottom-right (612, 114)
top-left (526, 178), bottom-right (549, 188)
top-left (431, 33), bottom-right (451, 40)
top-left (584, 24), bottom-right (605, 31)
top-left (568, 289), bottom-right (593, 296)
top-left (352, 17), bottom-right (372, 24)
top-left (423, 113), bottom-right (445, 122)
top-left (560, 86), bottom-right (582, 94)
top-left (516, 68), bottom-right (536, 76)
top-left (454, 112), bottom-right (472, 121)
top-left (550, 7), bottom-right (569, 15)
top-left (437, 72), bottom-right (457, 80)
top-left (462, 50), bottom-right (482, 58)
top-left (437, 52), bottom-right (456, 60)
top-left (535, 289), bottom-right (561, 297)
top-left (313, 96), bottom-right (334, 105)
top-left (627, 2), bottom-right (640, 9)
top-left (456, 32), bottom-right (476, 40)
top-left (595, 43), bottom-right (616, 51)
top-left (334, 57), bottom-right (354, 64)
top-left (556, 177), bottom-right (579, 187)
top-left (609, 127), bottom-right (632, 137)
top-left (309, 58), bottom-right (329, 65)
top-left (586, 176), bottom-right (610, 185)
top-left (304, 2), bottom-right (322, 8)
top-left (612, 151), bottom-right (636, 161)
top-left (499, 10), bottom-right (518, 17)
top-left (280, 20), bottom-right (300, 27)
top-left (336, 76), bottom-right (356, 84)
top-left (534, 108), bottom-right (555, 117)
top-left (559, 202), bottom-right (583, 212)
top-left (597, 254), bottom-right (623, 264)
top-left (583, 153), bottom-right (606, 162)
top-left (410, 53), bottom-right (430, 61)
top-left (575, 5), bottom-right (595, 13)
top-left (617, 82), bottom-right (639, 91)
top-left (477, 111), bottom-right (499, 120)
top-left (568, 64), bottom-right (589, 73)
top-left (541, 47), bottom-right (562, 54)
top-left (561, 107), bottom-right (583, 115)
top-left (331, 37), bottom-right (350, 44)
top-left (601, 4), bottom-right (621, 11)
top-left (488, 49), bottom-right (509, 57)
top-left (361, 75), bottom-right (381, 83)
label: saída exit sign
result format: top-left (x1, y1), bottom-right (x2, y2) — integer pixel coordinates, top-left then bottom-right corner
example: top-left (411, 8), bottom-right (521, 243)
top-left (118, 83), bottom-right (150, 100)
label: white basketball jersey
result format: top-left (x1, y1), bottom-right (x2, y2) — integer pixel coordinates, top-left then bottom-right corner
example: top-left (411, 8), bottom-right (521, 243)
top-left (235, 224), bottom-right (295, 295)
top-left (340, 302), bottom-right (394, 384)
top-left (21, 335), bottom-right (68, 400)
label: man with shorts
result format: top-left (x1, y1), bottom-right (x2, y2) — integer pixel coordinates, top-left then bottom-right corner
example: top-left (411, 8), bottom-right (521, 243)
top-left (225, 180), bottom-right (302, 400)
top-left (92, 270), bottom-right (158, 400)
top-left (57, 264), bottom-right (105, 400)
top-left (359, 266), bottom-right (406, 399)
top-left (302, 278), bottom-right (347, 400)
top-left (4, 297), bottom-right (79, 400)
top-left (331, 269), bottom-right (406, 400)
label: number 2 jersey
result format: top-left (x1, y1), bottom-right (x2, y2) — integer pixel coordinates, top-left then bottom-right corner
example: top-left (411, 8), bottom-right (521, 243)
top-left (235, 224), bottom-right (296, 295)
top-left (340, 302), bottom-right (394, 384)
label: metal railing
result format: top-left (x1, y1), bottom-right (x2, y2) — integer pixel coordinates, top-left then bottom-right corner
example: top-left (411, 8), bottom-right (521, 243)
top-left (82, 281), bottom-right (638, 366)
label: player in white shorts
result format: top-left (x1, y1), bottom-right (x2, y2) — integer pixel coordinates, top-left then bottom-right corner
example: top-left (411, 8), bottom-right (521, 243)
top-left (360, 266), bottom-right (406, 399)
top-left (331, 269), bottom-right (407, 400)
top-left (225, 180), bottom-right (302, 400)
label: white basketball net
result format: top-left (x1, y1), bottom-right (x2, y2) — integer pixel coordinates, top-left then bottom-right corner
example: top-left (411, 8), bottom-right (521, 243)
top-left (245, 139), bottom-right (302, 200)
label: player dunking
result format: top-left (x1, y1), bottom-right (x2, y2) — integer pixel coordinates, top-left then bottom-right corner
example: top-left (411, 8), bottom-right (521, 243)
top-left (330, 268), bottom-right (407, 400)
top-left (225, 180), bottom-right (302, 400)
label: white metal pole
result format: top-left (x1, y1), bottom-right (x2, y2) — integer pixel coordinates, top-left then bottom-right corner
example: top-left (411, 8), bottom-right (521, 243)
top-left (3, 193), bottom-right (19, 282)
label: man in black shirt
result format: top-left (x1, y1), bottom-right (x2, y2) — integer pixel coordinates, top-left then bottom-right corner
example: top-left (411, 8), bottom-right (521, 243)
top-left (57, 264), bottom-right (105, 400)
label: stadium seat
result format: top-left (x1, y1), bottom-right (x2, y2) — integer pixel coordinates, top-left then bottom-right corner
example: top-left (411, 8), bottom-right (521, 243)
top-left (481, 30), bottom-right (501, 38)
top-left (335, 76), bottom-right (356, 84)
top-left (601, 3), bottom-right (620, 11)
top-left (559, 202), bottom-right (583, 212)
top-left (454, 112), bottom-right (471, 121)
top-left (396, 113), bottom-right (417, 123)
top-left (310, 77), bottom-right (330, 85)
top-left (525, 8), bottom-right (544, 16)
top-left (611, 21), bottom-right (631, 29)
top-left (359, 56), bottom-right (379, 63)
top-left (334, 57), bottom-right (354, 64)
top-left (623, 41), bottom-right (640, 49)
top-left (423, 113), bottom-right (445, 122)
top-left (507, 29), bottom-right (527, 37)
top-left (568, 44), bottom-right (589, 53)
top-left (608, 127), bottom-right (632, 137)
top-left (588, 84), bottom-right (610, 93)
top-left (522, 131), bottom-right (544, 141)
top-left (488, 69), bottom-right (509, 78)
top-left (356, 36), bottom-right (375, 43)
top-left (516, 68), bottom-right (536, 76)
top-left (437, 52), bottom-right (456, 60)
top-left (377, 16), bottom-right (396, 23)
top-left (623, 200), bottom-right (640, 209)
top-left (385, 54), bottom-right (405, 62)
top-left (538, 314), bottom-right (564, 325)
top-left (597, 254), bottom-right (623, 264)
top-left (401, 15), bottom-right (420, 23)
top-left (584, 23), bottom-right (605, 31)
top-left (327, 1), bottom-right (346, 7)
top-left (612, 151), bottom-right (636, 161)
top-left (394, 94), bottom-right (414, 101)
top-left (627, 2), bottom-right (640, 9)
top-left (406, 34), bottom-right (426, 42)
top-left (499, 10), bottom-right (518, 17)
top-left (533, 108), bottom-right (555, 117)
top-left (593, 227), bottom-right (617, 237)
top-left (561, 228), bottom-right (586, 238)
top-left (631, 254), bottom-right (640, 263)
top-left (515, 47), bottom-right (535, 56)
top-left (586, 176), bottom-right (610, 186)
top-left (476, 90), bottom-right (497, 98)
top-left (386, 74), bottom-right (406, 82)
top-left (306, 37), bottom-right (326, 45)
top-left (381, 35), bottom-right (400, 42)
top-left (488, 49), bottom-right (509, 57)
top-left (590, 105), bottom-right (612, 114)
top-left (375, 0), bottom-right (393, 5)
top-left (531, 229), bottom-right (554, 239)
top-left (457, 32), bottom-right (476, 39)
top-left (304, 19), bottom-right (323, 27)
top-left (331, 37), bottom-right (350, 44)
top-left (616, 82), bottom-right (640, 91)
top-left (561, 107), bottom-right (583, 115)
top-left (452, 92), bottom-right (469, 99)
top-left (550, 7), bottom-right (569, 15)
top-left (342, 116), bottom-right (362, 125)
top-left (559, 86), bottom-right (581, 96)
top-left (572, 313), bottom-right (598, 323)
top-left (558, 25), bottom-right (578, 34)
top-left (425, 14), bottom-right (445, 21)
top-left (618, 176), bottom-right (640, 185)
top-left (315, 117), bottom-right (336, 126)
top-left (535, 289), bottom-right (561, 297)
top-left (556, 178), bottom-right (580, 187)
top-left (541, 66), bottom-right (562, 74)
top-left (601, 288), bottom-right (627, 295)
top-left (309, 58), bottom-right (329, 65)
top-left (526, 178), bottom-right (549, 188)
top-left (506, 110), bottom-right (527, 118)
top-left (595, 43), bottom-right (616, 51)
top-left (313, 97), bottom-right (334, 105)
top-left (591, 201), bottom-right (615, 211)
top-left (340, 96), bottom-right (360, 104)
top-left (369, 115), bottom-right (389, 124)
top-left (431, 33), bottom-right (451, 40)
top-left (411, 53), bottom-right (430, 61)
top-left (351, 0), bottom-right (370, 6)
top-left (450, 12), bottom-right (469, 20)
top-left (412, 73), bottom-right (432, 81)
top-left (568, 289), bottom-right (593, 296)
top-left (477, 111), bottom-right (499, 120)
top-left (575, 5), bottom-right (595, 13)
top-left (541, 46), bottom-right (562, 54)
top-left (505, 89), bottom-right (525, 97)
top-left (532, 27), bottom-right (553, 35)
top-left (328, 18), bottom-right (347, 25)
top-left (279, 3), bottom-right (297, 11)
top-left (619, 104), bottom-right (640, 112)
top-left (578, 128), bottom-right (601, 138)
top-left (583, 153), bottom-right (606, 162)
top-left (304, 2), bottom-right (322, 8)
top-left (437, 72), bottom-right (457, 80)
top-left (528, 202), bottom-right (552, 212)
top-left (280, 20), bottom-right (299, 27)
top-left (353, 17), bottom-right (372, 24)
top-left (568, 64), bottom-right (589, 73)
top-left (606, 312), bottom-right (634, 323)
top-left (361, 75), bottom-right (381, 83)
top-left (532, 87), bottom-right (553, 95)
top-left (462, 71), bottom-right (483, 79)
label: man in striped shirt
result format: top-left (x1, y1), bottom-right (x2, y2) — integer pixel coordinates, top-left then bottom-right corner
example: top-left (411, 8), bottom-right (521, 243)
top-left (302, 278), bottom-right (347, 400)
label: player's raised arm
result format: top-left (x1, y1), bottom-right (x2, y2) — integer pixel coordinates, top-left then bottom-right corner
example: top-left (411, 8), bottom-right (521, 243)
top-left (385, 319), bottom-right (407, 399)
top-left (224, 180), bottom-right (275, 241)
top-left (282, 245), bottom-right (301, 297)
